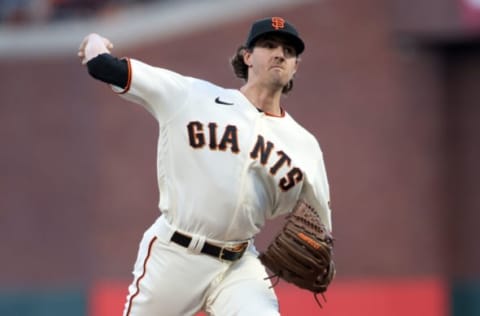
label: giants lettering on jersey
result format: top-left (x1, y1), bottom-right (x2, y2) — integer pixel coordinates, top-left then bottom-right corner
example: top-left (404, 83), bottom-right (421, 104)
top-left (249, 135), bottom-right (303, 191)
top-left (187, 121), bottom-right (303, 191)
top-left (187, 121), bottom-right (239, 153)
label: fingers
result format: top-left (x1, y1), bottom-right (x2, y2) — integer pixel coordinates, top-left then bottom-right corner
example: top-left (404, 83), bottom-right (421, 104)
top-left (78, 33), bottom-right (93, 55)
top-left (103, 37), bottom-right (114, 50)
top-left (78, 34), bottom-right (93, 65)
top-left (79, 51), bottom-right (88, 65)
top-left (78, 34), bottom-right (90, 51)
top-left (78, 51), bottom-right (85, 64)
top-left (78, 33), bottom-right (114, 65)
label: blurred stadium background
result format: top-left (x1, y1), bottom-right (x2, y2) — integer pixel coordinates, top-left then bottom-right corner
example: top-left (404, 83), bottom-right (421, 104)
top-left (1, 0), bottom-right (479, 315)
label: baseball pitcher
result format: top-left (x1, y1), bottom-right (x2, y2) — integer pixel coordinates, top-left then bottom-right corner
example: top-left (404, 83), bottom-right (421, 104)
top-left (78, 16), bottom-right (334, 316)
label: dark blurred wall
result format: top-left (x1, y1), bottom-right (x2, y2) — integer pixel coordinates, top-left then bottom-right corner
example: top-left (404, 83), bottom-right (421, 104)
top-left (443, 42), bottom-right (480, 279)
top-left (0, 0), bottom-right (479, 296)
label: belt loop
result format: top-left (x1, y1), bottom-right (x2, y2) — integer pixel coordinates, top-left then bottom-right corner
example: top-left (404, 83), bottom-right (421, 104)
top-left (155, 215), bottom-right (176, 243)
top-left (188, 234), bottom-right (206, 255)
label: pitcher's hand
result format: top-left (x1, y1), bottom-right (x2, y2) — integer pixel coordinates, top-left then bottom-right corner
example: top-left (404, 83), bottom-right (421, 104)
top-left (78, 33), bottom-right (114, 65)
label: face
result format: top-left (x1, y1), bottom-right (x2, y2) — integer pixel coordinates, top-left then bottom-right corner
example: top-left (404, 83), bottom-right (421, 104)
top-left (243, 35), bottom-right (299, 91)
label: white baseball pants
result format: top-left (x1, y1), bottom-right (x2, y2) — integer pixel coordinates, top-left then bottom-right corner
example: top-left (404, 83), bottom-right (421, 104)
top-left (123, 215), bottom-right (280, 316)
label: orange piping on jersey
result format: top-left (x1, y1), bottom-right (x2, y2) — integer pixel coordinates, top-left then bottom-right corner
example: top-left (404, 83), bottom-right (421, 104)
top-left (117, 57), bottom-right (132, 95)
top-left (125, 236), bottom-right (157, 316)
top-left (263, 107), bottom-right (285, 118)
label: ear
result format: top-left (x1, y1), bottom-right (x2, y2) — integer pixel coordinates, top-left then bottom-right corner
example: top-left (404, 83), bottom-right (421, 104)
top-left (243, 49), bottom-right (252, 67)
top-left (292, 58), bottom-right (300, 75)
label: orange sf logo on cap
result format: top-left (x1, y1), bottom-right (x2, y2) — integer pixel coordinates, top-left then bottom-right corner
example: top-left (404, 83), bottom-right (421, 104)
top-left (271, 17), bottom-right (285, 30)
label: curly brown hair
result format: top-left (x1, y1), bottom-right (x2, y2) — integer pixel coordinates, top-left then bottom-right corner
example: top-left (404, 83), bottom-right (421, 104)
top-left (230, 45), bottom-right (294, 94)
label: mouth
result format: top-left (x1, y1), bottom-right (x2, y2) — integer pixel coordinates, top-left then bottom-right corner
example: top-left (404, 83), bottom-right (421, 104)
top-left (270, 65), bottom-right (284, 70)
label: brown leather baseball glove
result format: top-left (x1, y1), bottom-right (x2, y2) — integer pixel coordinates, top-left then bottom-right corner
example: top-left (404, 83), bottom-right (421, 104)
top-left (259, 200), bottom-right (335, 305)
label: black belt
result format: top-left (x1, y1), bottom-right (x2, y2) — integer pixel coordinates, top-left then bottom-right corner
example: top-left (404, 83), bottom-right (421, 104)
top-left (170, 231), bottom-right (248, 261)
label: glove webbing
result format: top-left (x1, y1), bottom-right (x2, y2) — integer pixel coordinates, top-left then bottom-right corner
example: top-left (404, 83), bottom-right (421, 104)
top-left (263, 274), bottom-right (328, 308)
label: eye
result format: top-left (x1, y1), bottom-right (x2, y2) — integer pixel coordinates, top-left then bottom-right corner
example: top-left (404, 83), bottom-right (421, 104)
top-left (264, 41), bottom-right (276, 49)
top-left (284, 46), bottom-right (296, 57)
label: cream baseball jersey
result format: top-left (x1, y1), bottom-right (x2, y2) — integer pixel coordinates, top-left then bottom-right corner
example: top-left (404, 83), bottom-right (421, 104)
top-left (115, 58), bottom-right (332, 241)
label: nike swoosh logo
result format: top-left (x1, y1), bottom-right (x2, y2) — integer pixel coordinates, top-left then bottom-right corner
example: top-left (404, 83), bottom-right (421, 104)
top-left (215, 97), bottom-right (234, 105)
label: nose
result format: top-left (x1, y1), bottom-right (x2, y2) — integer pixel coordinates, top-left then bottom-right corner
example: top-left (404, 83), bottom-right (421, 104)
top-left (272, 45), bottom-right (286, 60)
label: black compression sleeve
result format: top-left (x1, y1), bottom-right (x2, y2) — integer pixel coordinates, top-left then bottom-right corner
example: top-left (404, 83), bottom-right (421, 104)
top-left (86, 53), bottom-right (129, 89)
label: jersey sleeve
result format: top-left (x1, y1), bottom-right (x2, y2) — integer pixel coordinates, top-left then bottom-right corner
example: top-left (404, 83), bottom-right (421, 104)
top-left (112, 58), bottom-right (192, 123)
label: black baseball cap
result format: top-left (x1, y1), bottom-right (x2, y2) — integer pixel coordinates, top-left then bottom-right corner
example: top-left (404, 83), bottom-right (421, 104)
top-left (245, 17), bottom-right (305, 55)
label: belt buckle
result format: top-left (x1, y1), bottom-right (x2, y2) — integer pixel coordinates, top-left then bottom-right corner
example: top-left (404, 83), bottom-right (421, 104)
top-left (219, 242), bottom-right (248, 261)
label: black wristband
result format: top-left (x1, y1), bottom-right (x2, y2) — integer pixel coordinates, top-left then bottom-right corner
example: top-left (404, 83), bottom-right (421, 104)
top-left (87, 53), bottom-right (128, 89)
